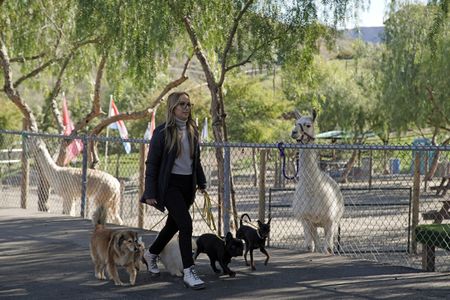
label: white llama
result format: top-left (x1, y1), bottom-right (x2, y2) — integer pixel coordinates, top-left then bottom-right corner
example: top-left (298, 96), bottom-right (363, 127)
top-left (29, 137), bottom-right (123, 225)
top-left (291, 110), bottom-right (344, 254)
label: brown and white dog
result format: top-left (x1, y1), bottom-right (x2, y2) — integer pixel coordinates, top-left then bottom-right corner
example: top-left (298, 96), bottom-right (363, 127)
top-left (90, 206), bottom-right (146, 286)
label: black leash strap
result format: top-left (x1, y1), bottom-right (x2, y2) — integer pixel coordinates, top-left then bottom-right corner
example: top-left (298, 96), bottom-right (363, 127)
top-left (277, 142), bottom-right (299, 180)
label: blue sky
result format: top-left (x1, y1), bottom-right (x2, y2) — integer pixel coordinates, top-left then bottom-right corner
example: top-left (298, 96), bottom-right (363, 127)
top-left (344, 0), bottom-right (427, 28)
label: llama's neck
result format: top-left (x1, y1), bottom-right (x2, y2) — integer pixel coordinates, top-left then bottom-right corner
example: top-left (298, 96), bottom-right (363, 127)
top-left (33, 140), bottom-right (60, 179)
top-left (298, 148), bottom-right (321, 177)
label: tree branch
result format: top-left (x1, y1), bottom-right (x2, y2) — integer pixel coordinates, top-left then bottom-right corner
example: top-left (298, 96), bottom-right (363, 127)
top-left (10, 52), bottom-right (47, 63)
top-left (13, 57), bottom-right (62, 88)
top-left (89, 55), bottom-right (192, 136)
top-left (149, 54), bottom-right (191, 107)
top-left (13, 37), bottom-right (99, 88)
top-left (39, 0), bottom-right (64, 42)
top-left (183, 16), bottom-right (218, 90)
top-left (425, 85), bottom-right (450, 127)
top-left (71, 54), bottom-right (107, 134)
top-left (0, 35), bottom-right (38, 131)
top-left (10, 29), bottom-right (63, 63)
top-left (225, 31), bottom-right (285, 74)
top-left (49, 52), bottom-right (75, 133)
top-left (219, 0), bottom-right (254, 86)
top-left (225, 44), bottom-right (260, 72)
top-left (442, 136), bottom-right (450, 145)
top-left (183, 15), bottom-right (224, 142)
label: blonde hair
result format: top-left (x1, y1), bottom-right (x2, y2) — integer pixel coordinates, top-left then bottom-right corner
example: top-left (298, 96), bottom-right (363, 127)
top-left (164, 92), bottom-right (197, 157)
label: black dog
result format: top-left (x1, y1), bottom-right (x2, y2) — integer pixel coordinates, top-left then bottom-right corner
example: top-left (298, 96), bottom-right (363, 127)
top-left (194, 232), bottom-right (244, 277)
top-left (236, 213), bottom-right (271, 270)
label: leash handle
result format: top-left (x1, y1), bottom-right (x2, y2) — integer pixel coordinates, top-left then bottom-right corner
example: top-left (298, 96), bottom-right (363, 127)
top-left (277, 142), bottom-right (286, 157)
top-left (202, 191), bottom-right (217, 231)
top-left (277, 142), bottom-right (299, 180)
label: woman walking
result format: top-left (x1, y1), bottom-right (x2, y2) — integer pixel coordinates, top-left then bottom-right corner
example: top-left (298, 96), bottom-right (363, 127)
top-left (141, 92), bottom-right (207, 290)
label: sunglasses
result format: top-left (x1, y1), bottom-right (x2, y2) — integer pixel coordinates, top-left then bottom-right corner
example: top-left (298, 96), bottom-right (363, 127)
top-left (177, 101), bottom-right (193, 110)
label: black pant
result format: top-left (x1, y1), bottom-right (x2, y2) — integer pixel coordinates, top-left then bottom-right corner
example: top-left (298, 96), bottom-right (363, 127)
top-left (149, 174), bottom-right (194, 269)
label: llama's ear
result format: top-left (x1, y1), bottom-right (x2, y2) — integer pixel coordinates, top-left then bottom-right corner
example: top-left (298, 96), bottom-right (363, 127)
top-left (294, 109), bottom-right (302, 119)
top-left (312, 109), bottom-right (317, 122)
top-left (268, 218), bottom-right (272, 225)
top-left (225, 232), bottom-right (233, 241)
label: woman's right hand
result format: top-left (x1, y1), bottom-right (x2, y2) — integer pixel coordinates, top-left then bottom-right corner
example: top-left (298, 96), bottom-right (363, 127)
top-left (145, 198), bottom-right (158, 206)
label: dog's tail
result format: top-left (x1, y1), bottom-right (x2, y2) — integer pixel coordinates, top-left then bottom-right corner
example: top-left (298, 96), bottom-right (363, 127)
top-left (92, 205), bottom-right (107, 230)
top-left (240, 213), bottom-right (252, 226)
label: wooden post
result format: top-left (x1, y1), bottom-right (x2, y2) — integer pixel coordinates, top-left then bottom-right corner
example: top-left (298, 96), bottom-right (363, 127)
top-left (21, 119), bottom-right (29, 209)
top-left (422, 244), bottom-right (435, 272)
top-left (412, 152), bottom-right (421, 254)
top-left (138, 143), bottom-right (148, 229)
top-left (258, 149), bottom-right (267, 222)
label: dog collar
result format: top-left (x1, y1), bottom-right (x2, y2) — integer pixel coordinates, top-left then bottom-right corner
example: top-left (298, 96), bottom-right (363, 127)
top-left (257, 229), bottom-right (265, 240)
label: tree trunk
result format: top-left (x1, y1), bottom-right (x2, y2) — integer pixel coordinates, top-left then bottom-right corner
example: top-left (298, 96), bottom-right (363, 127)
top-left (425, 137), bottom-right (450, 181)
top-left (425, 150), bottom-right (441, 181)
top-left (184, 16), bottom-right (226, 234)
top-left (341, 149), bottom-right (358, 183)
top-left (207, 82), bottom-right (225, 235)
top-left (213, 138), bottom-right (224, 236)
top-left (218, 88), bottom-right (239, 230)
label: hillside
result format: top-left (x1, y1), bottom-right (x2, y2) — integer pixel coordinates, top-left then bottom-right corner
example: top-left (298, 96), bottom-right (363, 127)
top-left (343, 26), bottom-right (385, 44)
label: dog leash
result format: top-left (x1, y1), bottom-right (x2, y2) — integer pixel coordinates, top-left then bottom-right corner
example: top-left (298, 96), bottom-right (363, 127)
top-left (242, 219), bottom-right (259, 230)
top-left (202, 191), bottom-right (216, 231)
top-left (241, 218), bottom-right (265, 239)
top-left (192, 190), bottom-right (217, 232)
top-left (147, 214), bottom-right (168, 231)
top-left (145, 191), bottom-right (217, 233)
top-left (277, 142), bottom-right (299, 180)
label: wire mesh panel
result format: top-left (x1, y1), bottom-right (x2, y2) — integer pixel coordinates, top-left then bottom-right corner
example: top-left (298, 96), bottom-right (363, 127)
top-left (268, 187), bottom-right (413, 262)
top-left (1, 130), bottom-right (450, 271)
top-left (0, 131), bottom-right (218, 236)
top-left (0, 133), bottom-right (23, 208)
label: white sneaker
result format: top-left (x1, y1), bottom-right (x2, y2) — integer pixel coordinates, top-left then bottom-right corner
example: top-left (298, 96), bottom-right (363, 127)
top-left (183, 266), bottom-right (205, 290)
top-left (144, 250), bottom-right (160, 276)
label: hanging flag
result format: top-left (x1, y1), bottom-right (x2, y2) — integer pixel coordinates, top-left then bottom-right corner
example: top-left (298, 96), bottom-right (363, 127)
top-left (108, 95), bottom-right (131, 154)
top-left (144, 109), bottom-right (157, 140)
top-left (201, 117), bottom-right (208, 142)
top-left (61, 93), bottom-right (83, 165)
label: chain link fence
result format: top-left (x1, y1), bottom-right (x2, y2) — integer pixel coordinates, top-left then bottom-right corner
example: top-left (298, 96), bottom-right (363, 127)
top-left (1, 130), bottom-right (450, 271)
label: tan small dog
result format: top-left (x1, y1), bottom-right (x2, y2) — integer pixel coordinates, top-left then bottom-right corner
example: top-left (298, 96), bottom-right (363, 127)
top-left (159, 234), bottom-right (197, 277)
top-left (90, 206), bottom-right (145, 286)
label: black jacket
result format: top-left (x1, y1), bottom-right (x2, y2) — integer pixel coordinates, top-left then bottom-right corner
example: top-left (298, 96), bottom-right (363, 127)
top-left (140, 123), bottom-right (207, 212)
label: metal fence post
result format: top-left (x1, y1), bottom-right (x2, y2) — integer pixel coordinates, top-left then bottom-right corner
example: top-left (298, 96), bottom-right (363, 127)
top-left (223, 146), bottom-right (231, 235)
top-left (138, 142), bottom-right (147, 229)
top-left (259, 149), bottom-right (267, 222)
top-left (20, 125), bottom-right (29, 209)
top-left (411, 151), bottom-right (421, 254)
top-left (80, 135), bottom-right (88, 218)
top-left (369, 150), bottom-right (373, 191)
